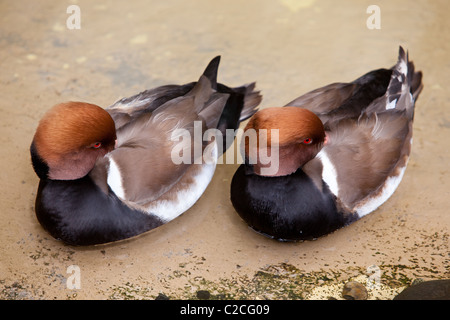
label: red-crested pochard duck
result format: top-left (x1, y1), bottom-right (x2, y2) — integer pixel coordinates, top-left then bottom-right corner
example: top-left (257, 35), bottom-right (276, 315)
top-left (31, 56), bottom-right (261, 245)
top-left (231, 47), bottom-right (423, 241)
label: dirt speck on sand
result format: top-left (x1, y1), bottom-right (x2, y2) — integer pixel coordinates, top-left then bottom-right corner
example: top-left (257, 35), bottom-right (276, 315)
top-left (0, 0), bottom-right (449, 300)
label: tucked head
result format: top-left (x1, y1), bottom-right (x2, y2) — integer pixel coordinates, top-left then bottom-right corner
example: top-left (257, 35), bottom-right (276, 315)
top-left (31, 102), bottom-right (117, 180)
top-left (243, 107), bottom-right (325, 176)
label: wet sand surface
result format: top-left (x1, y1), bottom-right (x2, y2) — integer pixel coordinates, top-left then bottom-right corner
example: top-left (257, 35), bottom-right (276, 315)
top-left (0, 0), bottom-right (449, 299)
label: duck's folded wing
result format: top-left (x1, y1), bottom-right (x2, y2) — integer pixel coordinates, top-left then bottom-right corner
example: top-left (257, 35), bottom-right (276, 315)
top-left (285, 68), bottom-right (392, 124)
top-left (322, 109), bottom-right (411, 211)
top-left (105, 76), bottom-right (229, 206)
top-left (106, 56), bottom-right (223, 130)
top-left (285, 82), bottom-right (358, 114)
top-left (107, 84), bottom-right (195, 130)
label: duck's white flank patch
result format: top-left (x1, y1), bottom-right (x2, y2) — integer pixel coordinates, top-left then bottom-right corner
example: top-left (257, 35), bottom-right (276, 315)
top-left (355, 164), bottom-right (407, 217)
top-left (146, 142), bottom-right (218, 222)
top-left (317, 149), bottom-right (339, 196)
top-left (107, 156), bottom-right (126, 199)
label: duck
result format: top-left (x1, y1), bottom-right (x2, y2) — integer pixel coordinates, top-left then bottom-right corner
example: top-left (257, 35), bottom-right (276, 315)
top-left (230, 46), bottom-right (423, 241)
top-left (30, 56), bottom-right (262, 245)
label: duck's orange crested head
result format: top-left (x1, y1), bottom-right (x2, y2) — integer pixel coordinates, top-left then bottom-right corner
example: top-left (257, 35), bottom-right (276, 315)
top-left (243, 107), bottom-right (325, 176)
top-left (32, 102), bottom-right (117, 180)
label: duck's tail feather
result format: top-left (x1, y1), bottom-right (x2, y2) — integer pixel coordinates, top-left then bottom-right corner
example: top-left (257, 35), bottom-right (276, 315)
top-left (202, 55), bottom-right (261, 122)
top-left (408, 57), bottom-right (423, 101)
top-left (392, 46), bottom-right (423, 102)
top-left (366, 46), bottom-right (422, 118)
top-left (213, 81), bottom-right (262, 153)
top-left (385, 46), bottom-right (409, 108)
top-left (238, 82), bottom-right (262, 121)
top-left (202, 56), bottom-right (220, 90)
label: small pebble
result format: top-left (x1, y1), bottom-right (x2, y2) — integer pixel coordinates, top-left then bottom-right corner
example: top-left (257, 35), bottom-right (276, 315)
top-left (196, 290), bottom-right (211, 300)
top-left (342, 281), bottom-right (368, 300)
top-left (155, 293), bottom-right (170, 300)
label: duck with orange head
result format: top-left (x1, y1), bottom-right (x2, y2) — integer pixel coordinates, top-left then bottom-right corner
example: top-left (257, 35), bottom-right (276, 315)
top-left (31, 57), bottom-right (261, 245)
top-left (230, 47), bottom-right (423, 241)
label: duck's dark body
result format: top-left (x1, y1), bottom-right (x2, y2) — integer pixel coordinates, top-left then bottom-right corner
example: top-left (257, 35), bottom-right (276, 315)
top-left (35, 176), bottom-right (163, 246)
top-left (231, 165), bottom-right (358, 240)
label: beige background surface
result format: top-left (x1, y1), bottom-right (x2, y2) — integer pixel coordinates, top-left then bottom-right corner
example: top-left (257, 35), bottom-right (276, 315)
top-left (0, 0), bottom-right (448, 299)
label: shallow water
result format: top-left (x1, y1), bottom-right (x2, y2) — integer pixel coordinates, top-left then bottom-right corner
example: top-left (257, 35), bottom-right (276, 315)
top-left (0, 0), bottom-right (449, 300)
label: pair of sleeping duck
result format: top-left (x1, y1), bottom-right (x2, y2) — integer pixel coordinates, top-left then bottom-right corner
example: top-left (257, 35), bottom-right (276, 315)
top-left (30, 47), bottom-right (423, 245)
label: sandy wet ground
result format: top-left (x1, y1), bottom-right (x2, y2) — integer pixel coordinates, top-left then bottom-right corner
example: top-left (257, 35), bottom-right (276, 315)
top-left (0, 0), bottom-right (449, 300)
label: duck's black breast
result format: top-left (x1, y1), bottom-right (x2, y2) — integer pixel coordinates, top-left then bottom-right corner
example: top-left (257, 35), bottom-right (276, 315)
top-left (230, 165), bottom-right (351, 241)
top-left (35, 177), bottom-right (163, 246)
